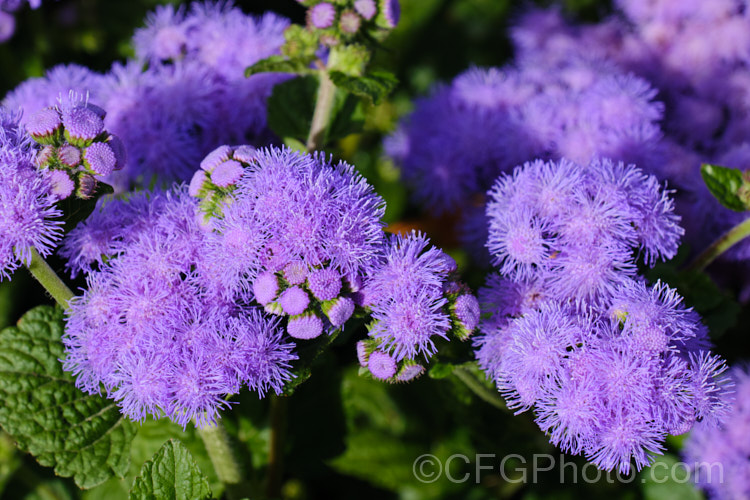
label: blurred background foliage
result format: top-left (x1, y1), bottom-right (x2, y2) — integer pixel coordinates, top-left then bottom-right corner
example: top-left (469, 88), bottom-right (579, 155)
top-left (0, 1), bottom-right (721, 499)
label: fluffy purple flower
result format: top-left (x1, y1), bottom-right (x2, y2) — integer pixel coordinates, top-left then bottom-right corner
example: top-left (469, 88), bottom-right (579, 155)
top-left (62, 186), bottom-right (298, 427)
top-left (475, 278), bottom-right (731, 473)
top-left (486, 158), bottom-right (682, 304)
top-left (287, 313), bottom-right (324, 340)
top-left (683, 365), bottom-right (747, 500)
top-left (307, 267), bottom-right (342, 301)
top-left (354, 0), bottom-right (377, 20)
top-left (26, 107), bottom-right (61, 140)
top-left (253, 272), bottom-right (279, 306)
top-left (368, 350), bottom-right (397, 380)
top-left (83, 142), bottom-right (117, 176)
top-left (453, 294), bottom-right (480, 331)
top-left (379, 0), bottom-right (400, 28)
top-left (308, 2), bottom-right (336, 29)
top-left (370, 288), bottom-right (450, 361)
top-left (278, 286), bottom-right (310, 316)
top-left (387, 57), bottom-right (665, 219)
top-left (3, 65), bottom-right (104, 124)
top-left (0, 109), bottom-right (63, 279)
top-left (324, 296), bottom-right (355, 327)
top-left (210, 146), bottom-right (385, 288)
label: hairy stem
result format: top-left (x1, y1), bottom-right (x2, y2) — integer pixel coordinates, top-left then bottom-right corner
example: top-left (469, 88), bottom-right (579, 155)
top-left (688, 217), bottom-right (750, 271)
top-left (453, 366), bottom-right (508, 412)
top-left (25, 248), bottom-right (75, 311)
top-left (305, 68), bottom-right (336, 152)
top-left (265, 394), bottom-right (288, 499)
top-left (197, 421), bottom-right (243, 496)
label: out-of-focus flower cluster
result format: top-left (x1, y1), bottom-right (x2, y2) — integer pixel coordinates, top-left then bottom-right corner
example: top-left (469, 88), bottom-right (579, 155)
top-left (0, 0), bottom-right (42, 42)
top-left (684, 365), bottom-right (748, 500)
top-left (474, 158), bottom-right (731, 474)
top-left (3, 1), bottom-right (289, 191)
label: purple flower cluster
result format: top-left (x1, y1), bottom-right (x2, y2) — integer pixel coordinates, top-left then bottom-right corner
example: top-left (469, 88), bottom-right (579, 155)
top-left (385, 56), bottom-right (665, 216)
top-left (486, 158), bottom-right (681, 302)
top-left (28, 94), bottom-right (126, 199)
top-left (475, 159), bottom-right (730, 473)
top-left (0, 107), bottom-right (62, 280)
top-left (508, 2), bottom-right (750, 274)
top-left (62, 187), bottom-right (297, 428)
top-left (357, 231), bottom-right (479, 382)
top-left (64, 145), bottom-right (480, 418)
top-left (3, 2), bottom-right (289, 191)
top-left (684, 365), bottom-right (748, 500)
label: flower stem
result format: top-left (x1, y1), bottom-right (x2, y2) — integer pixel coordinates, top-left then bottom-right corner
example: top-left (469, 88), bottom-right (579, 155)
top-left (453, 365), bottom-right (508, 412)
top-left (25, 248), bottom-right (75, 311)
top-left (265, 394), bottom-right (288, 499)
top-left (197, 421), bottom-right (243, 496)
top-left (305, 68), bottom-right (336, 152)
top-left (687, 217), bottom-right (750, 271)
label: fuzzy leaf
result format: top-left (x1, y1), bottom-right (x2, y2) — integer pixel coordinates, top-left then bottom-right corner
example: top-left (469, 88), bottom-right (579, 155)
top-left (0, 306), bottom-right (135, 489)
top-left (328, 70), bottom-right (398, 105)
top-left (244, 55), bottom-right (312, 77)
top-left (129, 440), bottom-right (211, 500)
top-left (701, 163), bottom-right (749, 212)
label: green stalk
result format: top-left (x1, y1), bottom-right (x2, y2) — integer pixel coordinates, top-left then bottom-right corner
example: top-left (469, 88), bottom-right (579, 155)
top-left (265, 394), bottom-right (288, 499)
top-left (25, 248), bottom-right (75, 311)
top-left (197, 421), bottom-right (243, 497)
top-left (687, 217), bottom-right (750, 271)
top-left (452, 366), bottom-right (508, 412)
top-left (305, 68), bottom-right (337, 152)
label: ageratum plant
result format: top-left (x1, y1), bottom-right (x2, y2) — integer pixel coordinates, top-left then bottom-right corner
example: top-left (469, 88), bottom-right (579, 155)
top-left (0, 1), bottom-right (748, 499)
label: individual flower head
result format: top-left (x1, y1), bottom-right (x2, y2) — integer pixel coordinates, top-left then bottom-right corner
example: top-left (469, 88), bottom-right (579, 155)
top-left (0, 11), bottom-right (15, 43)
top-left (368, 350), bottom-right (397, 380)
top-left (308, 2), bottom-right (336, 29)
top-left (364, 231), bottom-right (464, 361)
top-left (218, 146), bottom-right (386, 282)
top-left (378, 0), bottom-right (400, 28)
top-left (132, 4), bottom-right (190, 63)
top-left (0, 108), bottom-right (63, 280)
top-left (354, 0), bottom-right (377, 21)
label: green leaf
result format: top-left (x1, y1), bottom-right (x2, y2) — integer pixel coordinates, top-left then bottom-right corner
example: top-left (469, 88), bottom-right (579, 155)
top-left (129, 440), bottom-right (211, 500)
top-left (244, 55), bottom-right (312, 77)
top-left (0, 305), bottom-right (135, 489)
top-left (700, 163), bottom-right (749, 212)
top-left (267, 75), bottom-right (364, 147)
top-left (267, 76), bottom-right (316, 144)
top-left (328, 70), bottom-right (399, 105)
top-left (641, 454), bottom-right (702, 500)
top-left (428, 362), bottom-right (455, 380)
